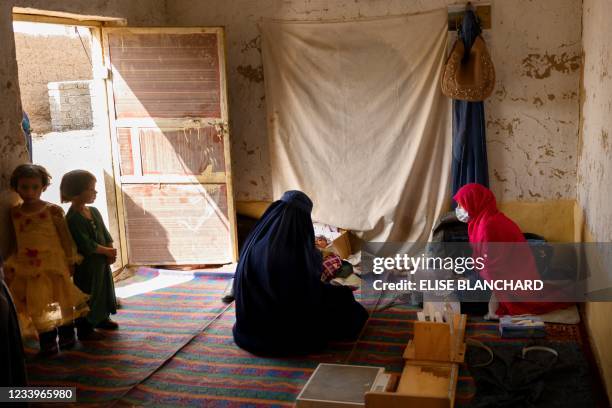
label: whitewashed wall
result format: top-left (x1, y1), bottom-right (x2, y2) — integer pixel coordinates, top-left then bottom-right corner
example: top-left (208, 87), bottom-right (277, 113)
top-left (167, 0), bottom-right (582, 202)
top-left (578, 0), bottom-right (612, 399)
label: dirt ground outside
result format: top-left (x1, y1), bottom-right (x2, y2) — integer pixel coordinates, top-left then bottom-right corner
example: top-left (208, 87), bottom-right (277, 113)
top-left (32, 129), bottom-right (112, 228)
top-left (14, 22), bottom-right (92, 133)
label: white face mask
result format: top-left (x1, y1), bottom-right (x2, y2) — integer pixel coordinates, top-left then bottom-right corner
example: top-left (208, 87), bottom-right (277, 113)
top-left (455, 206), bottom-right (470, 223)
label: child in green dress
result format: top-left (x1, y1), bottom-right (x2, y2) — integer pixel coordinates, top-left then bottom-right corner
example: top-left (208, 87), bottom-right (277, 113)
top-left (60, 170), bottom-right (118, 337)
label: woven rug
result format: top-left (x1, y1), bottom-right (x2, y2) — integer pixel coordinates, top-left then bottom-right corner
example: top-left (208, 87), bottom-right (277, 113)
top-left (116, 301), bottom-right (585, 407)
top-left (24, 268), bottom-right (231, 404)
top-left (23, 269), bottom-right (589, 406)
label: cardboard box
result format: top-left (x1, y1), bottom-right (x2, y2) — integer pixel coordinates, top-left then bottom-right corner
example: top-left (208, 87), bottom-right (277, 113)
top-left (314, 222), bottom-right (352, 259)
top-left (330, 229), bottom-right (352, 260)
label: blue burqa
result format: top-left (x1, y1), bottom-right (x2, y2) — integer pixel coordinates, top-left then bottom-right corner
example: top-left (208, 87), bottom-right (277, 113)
top-left (452, 10), bottom-right (489, 200)
top-left (232, 191), bottom-right (368, 356)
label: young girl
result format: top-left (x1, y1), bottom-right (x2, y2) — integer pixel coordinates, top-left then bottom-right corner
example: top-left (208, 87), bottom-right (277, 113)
top-left (61, 170), bottom-right (118, 336)
top-left (5, 164), bottom-right (89, 355)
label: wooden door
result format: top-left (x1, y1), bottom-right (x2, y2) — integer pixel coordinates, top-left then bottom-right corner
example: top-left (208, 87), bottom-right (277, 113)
top-left (102, 28), bottom-right (237, 265)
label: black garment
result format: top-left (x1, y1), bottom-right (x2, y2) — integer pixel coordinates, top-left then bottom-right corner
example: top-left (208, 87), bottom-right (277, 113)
top-left (431, 211), bottom-right (469, 244)
top-left (0, 279), bottom-right (27, 386)
top-left (38, 328), bottom-right (58, 353)
top-left (466, 342), bottom-right (597, 407)
top-left (232, 191), bottom-right (368, 356)
top-left (430, 211), bottom-right (488, 315)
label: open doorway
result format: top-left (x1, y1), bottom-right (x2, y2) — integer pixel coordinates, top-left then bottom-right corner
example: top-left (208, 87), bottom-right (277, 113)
top-left (12, 19), bottom-right (122, 270)
top-left (13, 13), bottom-right (238, 270)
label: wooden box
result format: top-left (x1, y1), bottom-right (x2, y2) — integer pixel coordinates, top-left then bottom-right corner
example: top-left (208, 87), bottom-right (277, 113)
top-left (365, 314), bottom-right (467, 408)
top-left (403, 314), bottom-right (466, 363)
top-left (296, 364), bottom-right (390, 408)
top-left (366, 361), bottom-right (458, 408)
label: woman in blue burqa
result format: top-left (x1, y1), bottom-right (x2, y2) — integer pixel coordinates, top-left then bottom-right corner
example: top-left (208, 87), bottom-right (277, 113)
top-left (233, 190), bottom-right (369, 356)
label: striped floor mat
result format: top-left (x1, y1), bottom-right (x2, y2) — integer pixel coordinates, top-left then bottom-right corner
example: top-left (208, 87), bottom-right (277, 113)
top-left (24, 269), bottom-right (232, 404)
top-left (116, 300), bottom-right (585, 407)
top-left (24, 270), bottom-right (588, 406)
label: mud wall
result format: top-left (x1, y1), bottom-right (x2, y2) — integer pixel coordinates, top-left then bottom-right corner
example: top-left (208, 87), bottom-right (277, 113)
top-left (577, 0), bottom-right (612, 400)
top-left (166, 0), bottom-right (582, 202)
top-left (14, 28), bottom-right (92, 133)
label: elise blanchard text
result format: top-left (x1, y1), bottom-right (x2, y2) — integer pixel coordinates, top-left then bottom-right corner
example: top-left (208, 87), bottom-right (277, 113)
top-left (372, 279), bottom-right (545, 292)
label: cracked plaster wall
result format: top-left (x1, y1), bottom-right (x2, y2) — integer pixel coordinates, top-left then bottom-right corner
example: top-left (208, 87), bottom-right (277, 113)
top-left (577, 0), bottom-right (612, 400)
top-left (1, 0), bottom-right (607, 395)
top-left (167, 0), bottom-right (582, 203)
top-left (2, 0), bottom-right (582, 205)
top-left (1, 0), bottom-right (584, 238)
top-left (578, 0), bottom-right (612, 242)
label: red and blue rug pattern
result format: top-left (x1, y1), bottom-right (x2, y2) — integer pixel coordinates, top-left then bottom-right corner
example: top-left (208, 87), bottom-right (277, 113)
top-left (24, 268), bottom-right (588, 406)
top-left (24, 268), bottom-right (231, 404)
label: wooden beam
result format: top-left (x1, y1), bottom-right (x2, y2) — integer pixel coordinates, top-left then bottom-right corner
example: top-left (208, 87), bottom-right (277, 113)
top-left (13, 6), bottom-right (126, 24)
top-left (12, 13), bottom-right (103, 27)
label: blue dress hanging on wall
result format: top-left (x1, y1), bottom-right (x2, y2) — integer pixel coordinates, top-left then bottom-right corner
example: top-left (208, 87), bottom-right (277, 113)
top-left (451, 10), bottom-right (489, 199)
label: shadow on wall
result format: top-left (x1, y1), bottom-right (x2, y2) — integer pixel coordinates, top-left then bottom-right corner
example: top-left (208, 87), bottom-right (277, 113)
top-left (120, 188), bottom-right (173, 265)
top-left (108, 30), bottom-right (228, 180)
top-left (118, 183), bottom-right (233, 266)
top-left (106, 30), bottom-right (236, 265)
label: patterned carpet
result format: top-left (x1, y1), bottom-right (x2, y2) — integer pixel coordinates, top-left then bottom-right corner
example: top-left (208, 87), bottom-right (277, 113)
top-left (24, 269), bottom-right (592, 406)
top-left (24, 268), bottom-right (231, 404)
top-left (115, 302), bottom-right (588, 407)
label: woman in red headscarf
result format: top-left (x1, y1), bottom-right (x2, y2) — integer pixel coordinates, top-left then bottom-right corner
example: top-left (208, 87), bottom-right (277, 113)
top-left (454, 183), bottom-right (568, 316)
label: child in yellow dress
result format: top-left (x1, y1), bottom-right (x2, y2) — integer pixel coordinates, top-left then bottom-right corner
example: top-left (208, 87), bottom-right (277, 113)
top-left (4, 164), bottom-right (89, 356)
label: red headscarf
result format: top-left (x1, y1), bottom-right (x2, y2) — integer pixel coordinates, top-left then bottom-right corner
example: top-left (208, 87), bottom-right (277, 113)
top-left (454, 183), bottom-right (568, 316)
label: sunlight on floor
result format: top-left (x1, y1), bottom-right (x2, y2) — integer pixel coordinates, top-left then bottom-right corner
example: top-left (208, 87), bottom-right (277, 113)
top-left (114, 269), bottom-right (196, 299)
